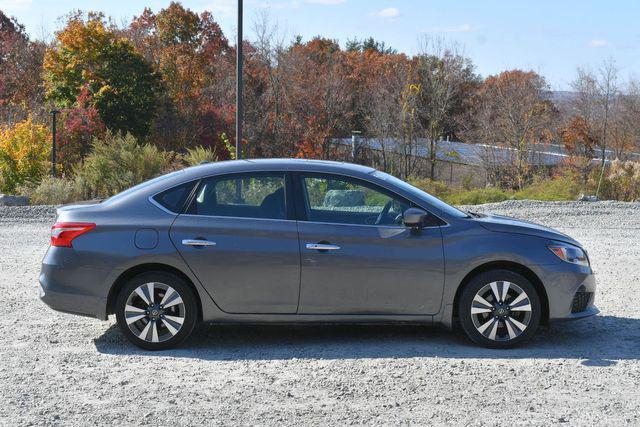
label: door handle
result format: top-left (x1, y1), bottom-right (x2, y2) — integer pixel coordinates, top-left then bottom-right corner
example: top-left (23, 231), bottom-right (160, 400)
top-left (306, 243), bottom-right (341, 251)
top-left (182, 239), bottom-right (216, 247)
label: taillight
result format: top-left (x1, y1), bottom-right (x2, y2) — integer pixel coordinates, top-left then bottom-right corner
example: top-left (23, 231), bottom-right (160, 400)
top-left (50, 222), bottom-right (96, 247)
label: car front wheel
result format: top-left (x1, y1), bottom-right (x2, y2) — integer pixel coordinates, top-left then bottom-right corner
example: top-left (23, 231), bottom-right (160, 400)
top-left (458, 269), bottom-right (541, 348)
top-left (115, 271), bottom-right (198, 350)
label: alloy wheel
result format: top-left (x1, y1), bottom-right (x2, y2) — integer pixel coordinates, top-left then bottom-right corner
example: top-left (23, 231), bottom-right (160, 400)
top-left (124, 282), bottom-right (186, 343)
top-left (470, 281), bottom-right (532, 342)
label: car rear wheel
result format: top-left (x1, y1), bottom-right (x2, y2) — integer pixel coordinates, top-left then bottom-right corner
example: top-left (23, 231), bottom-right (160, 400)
top-left (115, 271), bottom-right (198, 350)
top-left (458, 269), bottom-right (541, 348)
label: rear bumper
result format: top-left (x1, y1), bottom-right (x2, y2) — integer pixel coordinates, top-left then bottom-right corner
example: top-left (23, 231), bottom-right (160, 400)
top-left (39, 281), bottom-right (105, 319)
top-left (39, 247), bottom-right (110, 320)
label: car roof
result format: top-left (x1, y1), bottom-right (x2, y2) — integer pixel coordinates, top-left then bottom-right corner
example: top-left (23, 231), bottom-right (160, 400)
top-left (183, 158), bottom-right (377, 177)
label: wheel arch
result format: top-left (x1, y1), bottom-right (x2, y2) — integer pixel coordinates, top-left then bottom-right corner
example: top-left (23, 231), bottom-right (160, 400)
top-left (451, 261), bottom-right (549, 327)
top-left (106, 263), bottom-right (203, 321)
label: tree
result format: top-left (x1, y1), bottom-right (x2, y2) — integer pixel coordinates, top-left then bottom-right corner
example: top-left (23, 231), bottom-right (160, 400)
top-left (415, 37), bottom-right (480, 179)
top-left (56, 86), bottom-right (106, 173)
top-left (571, 60), bottom-right (619, 168)
top-left (126, 3), bottom-right (232, 151)
top-left (240, 33), bottom-right (352, 159)
top-left (618, 78), bottom-right (640, 157)
top-left (345, 37), bottom-right (396, 55)
top-left (0, 11), bottom-right (46, 124)
top-left (570, 59), bottom-right (620, 197)
top-left (399, 79), bottom-right (423, 178)
top-left (559, 116), bottom-right (598, 183)
top-left (0, 117), bottom-right (50, 193)
top-left (43, 12), bottom-right (161, 139)
top-left (463, 70), bottom-right (555, 189)
top-left (286, 38), bottom-right (352, 158)
top-left (345, 48), bottom-right (414, 174)
top-left (244, 12), bottom-right (289, 157)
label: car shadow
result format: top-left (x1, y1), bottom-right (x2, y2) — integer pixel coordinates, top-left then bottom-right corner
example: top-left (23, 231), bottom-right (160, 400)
top-left (94, 315), bottom-right (640, 365)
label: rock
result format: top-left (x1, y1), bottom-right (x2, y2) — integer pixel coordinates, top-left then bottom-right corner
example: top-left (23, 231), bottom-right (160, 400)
top-left (578, 194), bottom-right (599, 202)
top-left (0, 194), bottom-right (29, 206)
top-left (323, 189), bottom-right (366, 207)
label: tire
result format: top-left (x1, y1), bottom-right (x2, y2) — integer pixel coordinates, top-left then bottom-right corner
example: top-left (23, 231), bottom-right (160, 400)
top-left (115, 271), bottom-right (198, 350)
top-left (458, 269), bottom-right (541, 349)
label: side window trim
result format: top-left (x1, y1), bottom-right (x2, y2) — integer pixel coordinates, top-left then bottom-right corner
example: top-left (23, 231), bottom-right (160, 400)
top-left (183, 171), bottom-right (291, 221)
top-left (291, 171), bottom-right (309, 222)
top-left (181, 179), bottom-right (201, 214)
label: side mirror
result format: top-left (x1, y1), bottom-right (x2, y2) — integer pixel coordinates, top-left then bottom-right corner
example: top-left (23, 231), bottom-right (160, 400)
top-left (403, 208), bottom-right (428, 229)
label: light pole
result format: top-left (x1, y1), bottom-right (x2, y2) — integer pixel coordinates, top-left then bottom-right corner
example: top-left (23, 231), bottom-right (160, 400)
top-left (50, 109), bottom-right (60, 177)
top-left (236, 0), bottom-right (243, 159)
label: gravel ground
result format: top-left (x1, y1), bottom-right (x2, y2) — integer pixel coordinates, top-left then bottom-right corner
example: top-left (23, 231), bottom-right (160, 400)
top-left (1, 200), bottom-right (639, 426)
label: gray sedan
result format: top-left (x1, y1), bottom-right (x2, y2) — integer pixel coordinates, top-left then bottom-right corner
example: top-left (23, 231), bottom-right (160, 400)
top-left (39, 159), bottom-right (598, 350)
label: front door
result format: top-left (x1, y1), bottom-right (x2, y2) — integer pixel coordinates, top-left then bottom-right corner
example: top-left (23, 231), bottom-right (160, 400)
top-left (295, 173), bottom-right (445, 315)
top-left (170, 173), bottom-right (300, 314)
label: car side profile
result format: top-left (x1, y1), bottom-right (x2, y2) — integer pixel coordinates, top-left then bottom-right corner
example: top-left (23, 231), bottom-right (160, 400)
top-left (39, 159), bottom-right (598, 350)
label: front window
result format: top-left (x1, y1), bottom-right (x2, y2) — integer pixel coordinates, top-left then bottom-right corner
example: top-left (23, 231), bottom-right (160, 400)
top-left (301, 175), bottom-right (410, 226)
top-left (372, 171), bottom-right (468, 219)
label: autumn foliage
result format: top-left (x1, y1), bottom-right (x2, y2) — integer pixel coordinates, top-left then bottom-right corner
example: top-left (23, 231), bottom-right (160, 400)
top-left (1, 3), bottom-right (640, 200)
top-left (0, 117), bottom-right (50, 192)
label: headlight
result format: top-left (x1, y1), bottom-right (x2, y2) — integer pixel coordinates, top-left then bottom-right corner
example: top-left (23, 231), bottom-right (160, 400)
top-left (548, 244), bottom-right (589, 267)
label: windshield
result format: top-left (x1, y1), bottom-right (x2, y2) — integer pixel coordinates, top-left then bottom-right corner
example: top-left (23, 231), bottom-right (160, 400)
top-left (103, 170), bottom-right (186, 205)
top-left (372, 171), bottom-right (469, 218)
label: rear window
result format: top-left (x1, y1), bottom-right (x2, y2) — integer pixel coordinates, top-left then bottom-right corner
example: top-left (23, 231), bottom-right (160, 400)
top-left (186, 174), bottom-right (287, 220)
top-left (152, 181), bottom-right (196, 213)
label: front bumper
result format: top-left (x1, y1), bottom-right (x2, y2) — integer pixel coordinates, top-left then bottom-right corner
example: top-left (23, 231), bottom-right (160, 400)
top-left (552, 304), bottom-right (599, 321)
top-left (544, 265), bottom-right (598, 321)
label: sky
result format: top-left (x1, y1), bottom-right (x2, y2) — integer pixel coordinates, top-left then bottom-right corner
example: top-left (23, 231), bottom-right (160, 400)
top-left (1, 0), bottom-right (639, 90)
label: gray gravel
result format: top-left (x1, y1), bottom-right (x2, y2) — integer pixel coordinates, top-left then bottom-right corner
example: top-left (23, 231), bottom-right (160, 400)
top-left (1, 201), bottom-right (639, 426)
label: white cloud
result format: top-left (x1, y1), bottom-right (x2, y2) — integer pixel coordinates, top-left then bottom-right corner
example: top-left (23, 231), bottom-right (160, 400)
top-left (305, 0), bottom-right (346, 4)
top-left (0, 0), bottom-right (32, 13)
top-left (428, 23), bottom-right (476, 33)
top-left (589, 39), bottom-right (608, 47)
top-left (374, 7), bottom-right (400, 18)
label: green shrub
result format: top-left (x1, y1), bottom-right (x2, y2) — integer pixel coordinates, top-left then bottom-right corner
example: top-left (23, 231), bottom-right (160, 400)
top-left (598, 160), bottom-right (640, 201)
top-left (407, 177), bottom-right (452, 200)
top-left (514, 176), bottom-right (581, 201)
top-left (408, 177), bottom-right (510, 205)
top-left (184, 146), bottom-right (219, 166)
top-left (74, 131), bottom-right (169, 199)
top-left (405, 171), bottom-right (640, 205)
top-left (447, 188), bottom-right (511, 205)
top-left (18, 176), bottom-right (81, 205)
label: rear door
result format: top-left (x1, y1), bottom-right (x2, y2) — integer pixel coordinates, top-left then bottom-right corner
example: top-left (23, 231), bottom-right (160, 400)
top-left (295, 173), bottom-right (445, 315)
top-left (169, 172), bottom-right (301, 314)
